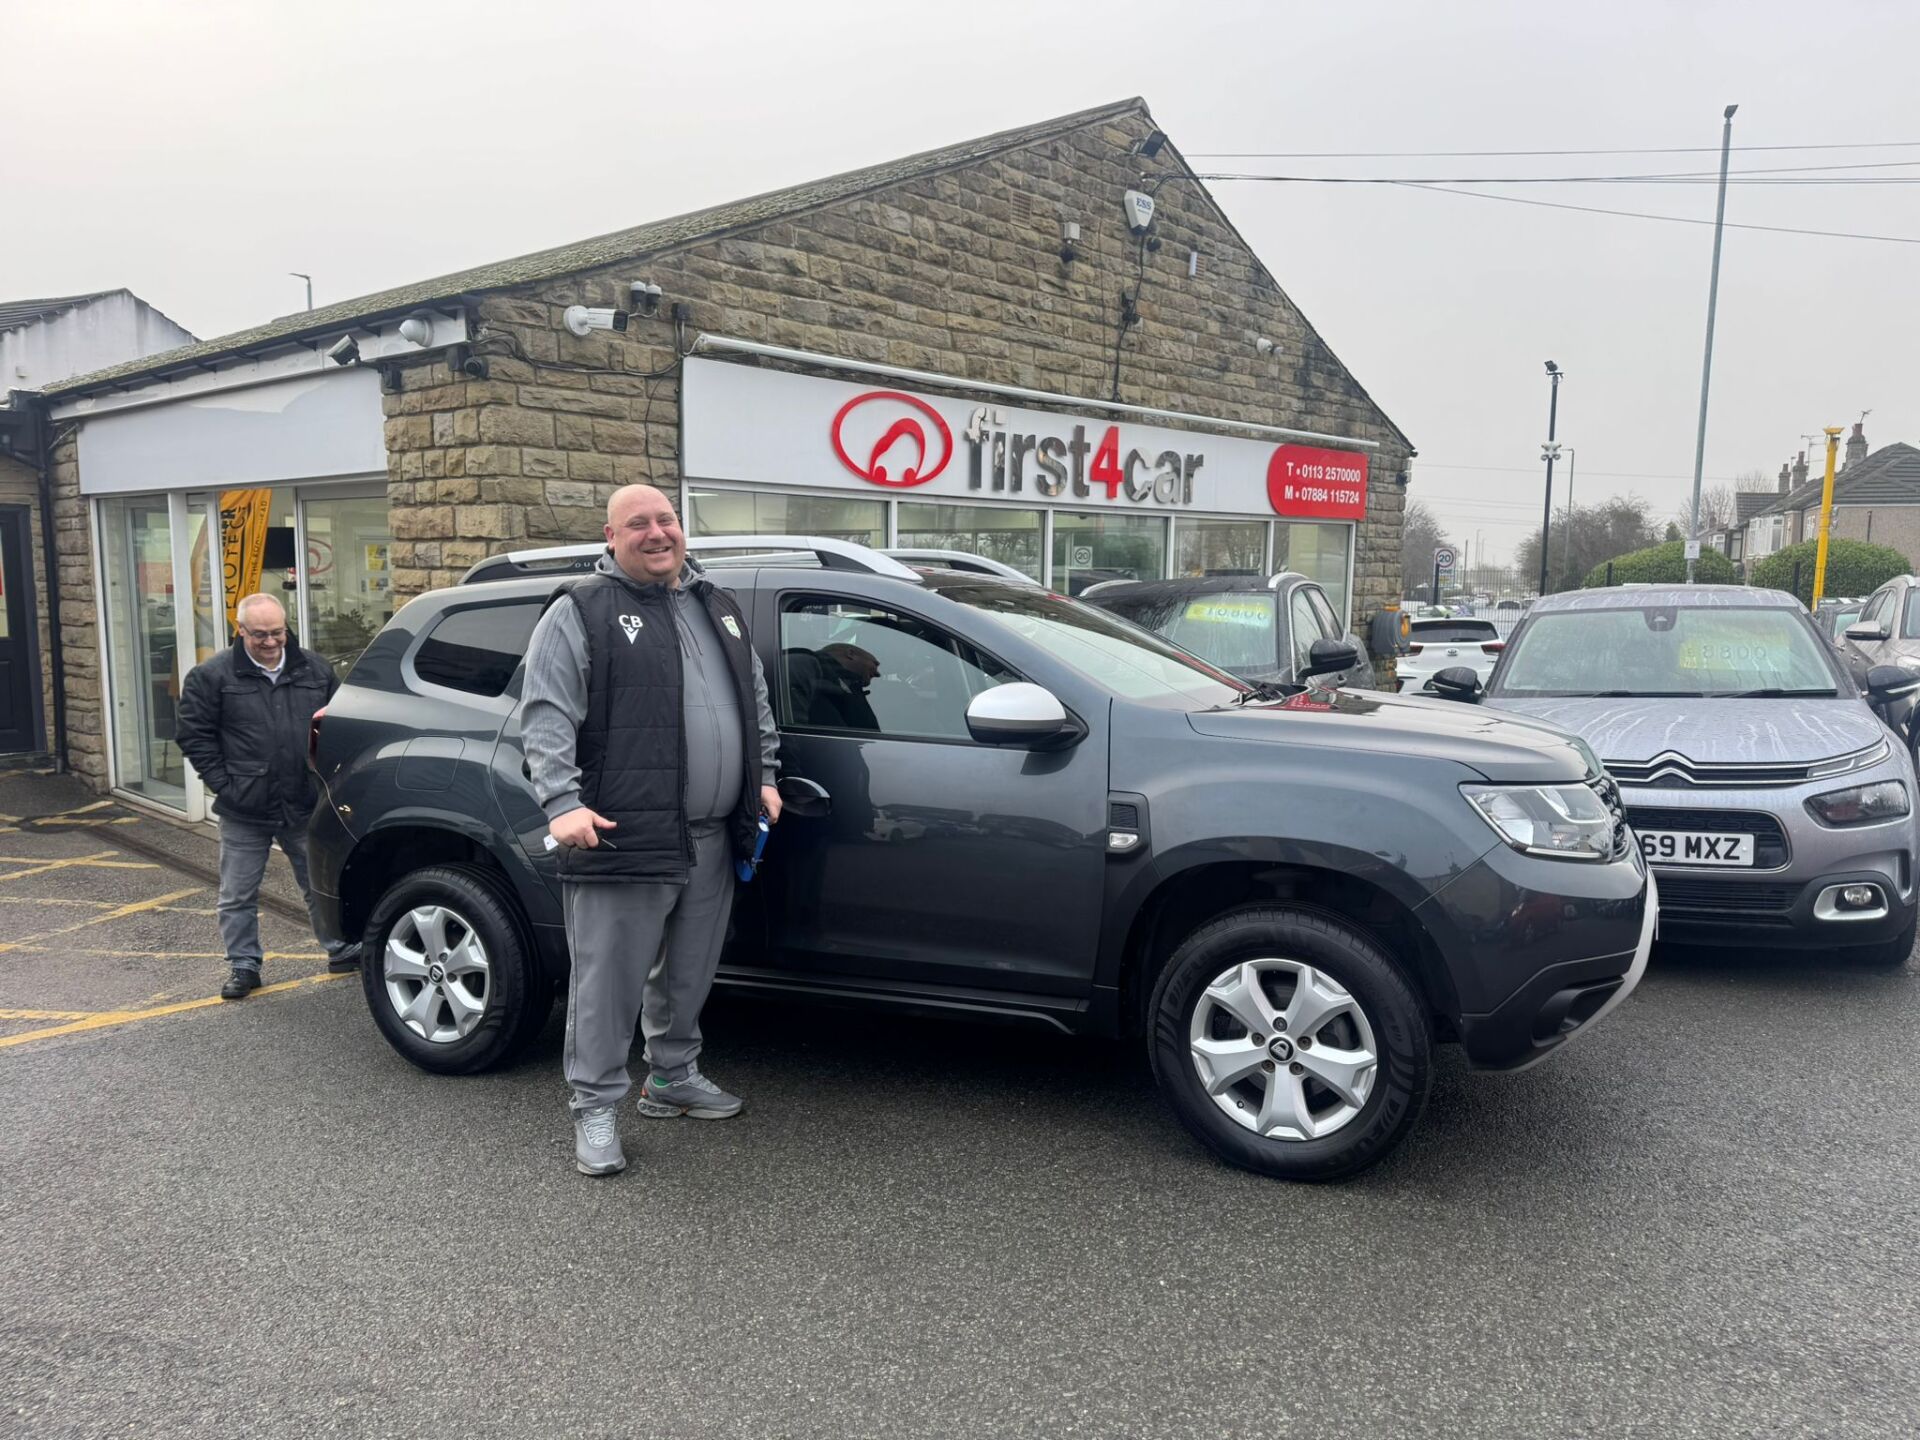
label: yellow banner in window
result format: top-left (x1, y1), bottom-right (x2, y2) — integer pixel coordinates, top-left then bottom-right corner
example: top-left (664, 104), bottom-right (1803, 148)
top-left (1183, 598), bottom-right (1271, 627)
top-left (218, 490), bottom-right (272, 637)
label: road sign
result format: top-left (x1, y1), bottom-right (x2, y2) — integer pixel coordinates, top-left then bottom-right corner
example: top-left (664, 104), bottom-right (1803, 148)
top-left (1684, 540), bottom-right (1701, 560)
top-left (1433, 545), bottom-right (1457, 572)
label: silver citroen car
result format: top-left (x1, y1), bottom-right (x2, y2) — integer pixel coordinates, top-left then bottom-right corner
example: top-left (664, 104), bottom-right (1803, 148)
top-left (1453, 586), bottom-right (1919, 967)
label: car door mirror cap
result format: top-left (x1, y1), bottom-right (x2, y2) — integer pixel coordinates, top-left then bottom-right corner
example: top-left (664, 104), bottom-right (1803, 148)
top-left (1846, 622), bottom-right (1891, 642)
top-left (965, 682), bottom-right (1081, 747)
top-left (1865, 664), bottom-right (1920, 703)
top-left (1301, 638), bottom-right (1360, 680)
top-left (1429, 666), bottom-right (1483, 703)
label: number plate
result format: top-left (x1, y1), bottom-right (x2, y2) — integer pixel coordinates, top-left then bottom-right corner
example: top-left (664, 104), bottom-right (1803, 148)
top-left (1636, 830), bottom-right (1754, 867)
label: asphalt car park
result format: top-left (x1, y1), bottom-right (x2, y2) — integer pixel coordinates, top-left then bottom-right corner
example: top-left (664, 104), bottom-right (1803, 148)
top-left (3, 770), bottom-right (1920, 1436)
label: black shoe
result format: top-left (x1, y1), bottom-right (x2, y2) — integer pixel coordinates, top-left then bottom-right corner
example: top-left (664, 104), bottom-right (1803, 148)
top-left (326, 945), bottom-right (362, 974)
top-left (220, 969), bottom-right (262, 1000)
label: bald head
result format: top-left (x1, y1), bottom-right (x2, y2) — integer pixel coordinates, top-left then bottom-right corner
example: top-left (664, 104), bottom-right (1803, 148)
top-left (603, 484), bottom-right (686, 587)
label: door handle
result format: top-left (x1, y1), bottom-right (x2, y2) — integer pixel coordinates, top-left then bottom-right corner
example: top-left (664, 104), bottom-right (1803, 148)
top-left (777, 775), bottom-right (832, 818)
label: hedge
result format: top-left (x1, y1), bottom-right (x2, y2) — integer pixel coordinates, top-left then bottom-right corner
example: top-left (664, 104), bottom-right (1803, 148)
top-left (1749, 538), bottom-right (1913, 605)
top-left (1582, 540), bottom-right (1736, 588)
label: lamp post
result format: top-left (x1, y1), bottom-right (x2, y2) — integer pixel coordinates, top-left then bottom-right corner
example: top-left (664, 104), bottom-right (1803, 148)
top-left (290, 272), bottom-right (313, 311)
top-left (1686, 103), bottom-right (1739, 584)
top-left (1538, 361), bottom-right (1562, 597)
top-left (1558, 446), bottom-right (1578, 581)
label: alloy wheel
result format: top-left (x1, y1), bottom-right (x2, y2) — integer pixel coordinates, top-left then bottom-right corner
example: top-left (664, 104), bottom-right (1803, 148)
top-left (383, 904), bottom-right (492, 1044)
top-left (1188, 958), bottom-right (1379, 1141)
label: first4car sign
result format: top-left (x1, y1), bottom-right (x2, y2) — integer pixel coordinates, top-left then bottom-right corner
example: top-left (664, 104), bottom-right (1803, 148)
top-left (681, 359), bottom-right (1371, 522)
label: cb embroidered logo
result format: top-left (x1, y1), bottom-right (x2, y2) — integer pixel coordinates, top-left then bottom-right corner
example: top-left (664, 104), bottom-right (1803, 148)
top-left (619, 615), bottom-right (644, 643)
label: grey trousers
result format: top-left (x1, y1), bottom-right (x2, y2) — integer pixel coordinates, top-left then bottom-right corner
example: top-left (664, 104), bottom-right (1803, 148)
top-left (562, 822), bottom-right (737, 1114)
top-left (217, 813), bottom-right (346, 975)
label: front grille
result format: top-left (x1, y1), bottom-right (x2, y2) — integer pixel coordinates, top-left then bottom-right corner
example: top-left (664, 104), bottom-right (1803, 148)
top-left (1656, 875), bottom-right (1800, 924)
top-left (1625, 807), bottom-right (1790, 868)
top-left (1608, 752), bottom-right (1814, 788)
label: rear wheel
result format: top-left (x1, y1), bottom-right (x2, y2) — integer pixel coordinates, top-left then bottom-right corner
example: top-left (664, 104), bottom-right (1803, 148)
top-left (1149, 906), bottom-right (1432, 1181)
top-left (361, 864), bottom-right (551, 1074)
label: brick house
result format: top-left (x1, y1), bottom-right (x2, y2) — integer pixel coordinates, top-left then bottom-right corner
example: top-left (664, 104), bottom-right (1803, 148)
top-left (17, 98), bottom-right (1413, 818)
top-left (1743, 424), bottom-right (1920, 567)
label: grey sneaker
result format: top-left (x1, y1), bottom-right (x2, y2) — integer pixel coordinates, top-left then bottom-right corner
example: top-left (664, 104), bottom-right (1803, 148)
top-left (636, 1067), bottom-right (743, 1120)
top-left (573, 1105), bottom-right (626, 1176)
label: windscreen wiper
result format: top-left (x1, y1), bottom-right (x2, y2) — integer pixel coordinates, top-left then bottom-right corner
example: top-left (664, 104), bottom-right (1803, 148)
top-left (1714, 688), bottom-right (1838, 699)
top-left (1231, 681), bottom-right (1296, 706)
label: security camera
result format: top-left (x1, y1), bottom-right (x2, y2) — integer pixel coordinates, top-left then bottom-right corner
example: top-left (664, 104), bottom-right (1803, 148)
top-left (563, 305), bottom-right (630, 338)
top-left (326, 335), bottom-right (359, 366)
top-left (1254, 336), bottom-right (1278, 357)
top-left (396, 313), bottom-right (434, 348)
top-left (628, 282), bottom-right (663, 317)
top-left (460, 353), bottom-right (490, 380)
top-left (1123, 189), bottom-right (1156, 235)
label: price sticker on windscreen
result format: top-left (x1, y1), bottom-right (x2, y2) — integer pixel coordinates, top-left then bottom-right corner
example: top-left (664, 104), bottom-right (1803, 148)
top-left (1183, 599), bottom-right (1271, 627)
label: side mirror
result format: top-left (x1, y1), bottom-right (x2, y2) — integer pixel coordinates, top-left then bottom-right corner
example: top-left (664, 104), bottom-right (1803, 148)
top-left (776, 775), bottom-right (832, 818)
top-left (1865, 664), bottom-right (1920, 704)
top-left (1301, 638), bottom-right (1360, 680)
top-left (1429, 666), bottom-right (1483, 703)
top-left (965, 682), bottom-right (1081, 747)
top-left (1846, 621), bottom-right (1890, 642)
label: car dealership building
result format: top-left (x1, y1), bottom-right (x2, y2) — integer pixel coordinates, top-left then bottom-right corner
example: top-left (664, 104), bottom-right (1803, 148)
top-left (8, 96), bottom-right (1412, 820)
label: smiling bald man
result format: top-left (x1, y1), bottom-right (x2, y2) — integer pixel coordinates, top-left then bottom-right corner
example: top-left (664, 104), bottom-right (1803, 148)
top-left (519, 485), bottom-right (781, 1176)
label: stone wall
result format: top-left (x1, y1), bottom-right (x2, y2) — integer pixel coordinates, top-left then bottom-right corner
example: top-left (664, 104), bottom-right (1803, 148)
top-left (381, 110), bottom-right (1411, 627)
top-left (45, 436), bottom-right (103, 785)
top-left (0, 451), bottom-right (56, 756)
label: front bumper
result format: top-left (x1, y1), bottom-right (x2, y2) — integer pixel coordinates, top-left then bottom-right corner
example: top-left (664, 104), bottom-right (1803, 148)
top-left (1416, 837), bottom-right (1653, 1070)
top-left (1623, 783), bottom-right (1917, 950)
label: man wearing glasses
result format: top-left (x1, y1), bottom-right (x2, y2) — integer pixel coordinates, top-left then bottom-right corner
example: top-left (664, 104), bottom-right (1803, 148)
top-left (177, 592), bottom-right (357, 999)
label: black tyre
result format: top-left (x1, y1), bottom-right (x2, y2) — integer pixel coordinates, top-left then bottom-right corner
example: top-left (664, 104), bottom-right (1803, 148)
top-left (1149, 905), bottom-right (1432, 1181)
top-left (360, 864), bottom-right (552, 1075)
top-left (1851, 911), bottom-right (1916, 970)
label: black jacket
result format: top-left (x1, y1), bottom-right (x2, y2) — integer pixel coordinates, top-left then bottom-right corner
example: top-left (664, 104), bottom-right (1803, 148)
top-left (556, 571), bottom-right (763, 884)
top-left (176, 635), bottom-right (338, 826)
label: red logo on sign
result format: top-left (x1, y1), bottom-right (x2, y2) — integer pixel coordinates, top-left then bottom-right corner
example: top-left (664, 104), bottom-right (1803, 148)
top-left (830, 391), bottom-right (953, 488)
top-left (1266, 445), bottom-right (1369, 520)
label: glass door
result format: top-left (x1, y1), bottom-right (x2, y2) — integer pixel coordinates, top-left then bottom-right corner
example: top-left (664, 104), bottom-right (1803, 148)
top-left (299, 490), bottom-right (394, 675)
top-left (100, 496), bottom-right (188, 807)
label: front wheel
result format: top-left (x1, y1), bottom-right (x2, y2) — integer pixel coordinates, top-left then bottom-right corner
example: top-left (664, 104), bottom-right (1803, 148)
top-left (1149, 906), bottom-right (1432, 1181)
top-left (361, 864), bottom-right (552, 1074)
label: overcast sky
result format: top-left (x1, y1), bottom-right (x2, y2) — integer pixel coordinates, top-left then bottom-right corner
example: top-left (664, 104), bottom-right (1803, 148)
top-left (7, 0), bottom-right (1917, 566)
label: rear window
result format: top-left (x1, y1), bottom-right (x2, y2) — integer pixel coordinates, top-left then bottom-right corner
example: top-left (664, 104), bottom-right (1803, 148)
top-left (413, 601), bottom-right (545, 697)
top-left (1410, 621), bottom-right (1497, 644)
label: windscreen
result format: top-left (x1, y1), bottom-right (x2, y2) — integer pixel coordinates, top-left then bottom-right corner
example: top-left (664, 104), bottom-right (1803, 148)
top-left (953, 586), bottom-right (1246, 706)
top-left (1493, 605), bottom-right (1840, 698)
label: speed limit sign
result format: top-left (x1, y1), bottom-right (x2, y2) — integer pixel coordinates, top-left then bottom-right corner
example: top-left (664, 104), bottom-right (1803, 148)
top-left (1434, 546), bottom-right (1457, 572)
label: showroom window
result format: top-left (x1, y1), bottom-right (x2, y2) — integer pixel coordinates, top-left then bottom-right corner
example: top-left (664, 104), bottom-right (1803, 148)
top-left (896, 501), bottom-right (1043, 580)
top-left (1175, 519), bottom-right (1269, 577)
top-left (688, 487), bottom-right (885, 550)
top-left (1051, 511), bottom-right (1167, 596)
top-left (1275, 522), bottom-right (1353, 625)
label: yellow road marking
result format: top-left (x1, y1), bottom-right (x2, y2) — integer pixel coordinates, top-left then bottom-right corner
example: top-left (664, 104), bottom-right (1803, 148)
top-left (0, 895), bottom-right (125, 910)
top-left (0, 886), bottom-right (204, 954)
top-left (0, 853), bottom-right (157, 880)
top-left (5, 946), bottom-right (324, 960)
top-left (0, 972), bottom-right (350, 1050)
top-left (0, 1007), bottom-right (97, 1021)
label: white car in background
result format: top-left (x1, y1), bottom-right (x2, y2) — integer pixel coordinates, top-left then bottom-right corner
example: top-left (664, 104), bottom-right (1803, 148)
top-left (1397, 615), bottom-right (1504, 693)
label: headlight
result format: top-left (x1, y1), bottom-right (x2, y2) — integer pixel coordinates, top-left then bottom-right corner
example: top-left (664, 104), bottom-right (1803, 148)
top-left (1463, 783), bottom-right (1616, 861)
top-left (1806, 780), bottom-right (1909, 826)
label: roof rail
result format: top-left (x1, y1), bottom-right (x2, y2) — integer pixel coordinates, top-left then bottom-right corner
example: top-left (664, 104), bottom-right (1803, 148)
top-left (880, 548), bottom-right (1043, 586)
top-left (460, 543), bottom-right (602, 584)
top-left (687, 535), bottom-right (921, 579)
top-left (458, 534), bottom-right (921, 586)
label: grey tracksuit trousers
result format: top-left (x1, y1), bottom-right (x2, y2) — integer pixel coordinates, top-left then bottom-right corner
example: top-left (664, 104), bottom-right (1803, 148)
top-left (561, 823), bottom-right (737, 1114)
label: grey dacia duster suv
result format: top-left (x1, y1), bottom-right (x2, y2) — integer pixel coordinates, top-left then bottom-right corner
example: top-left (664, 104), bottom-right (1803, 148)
top-left (306, 538), bottom-right (1655, 1181)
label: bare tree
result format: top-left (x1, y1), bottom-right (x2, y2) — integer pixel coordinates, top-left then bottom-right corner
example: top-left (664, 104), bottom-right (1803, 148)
top-left (1517, 495), bottom-right (1661, 593)
top-left (1400, 500), bottom-right (1453, 596)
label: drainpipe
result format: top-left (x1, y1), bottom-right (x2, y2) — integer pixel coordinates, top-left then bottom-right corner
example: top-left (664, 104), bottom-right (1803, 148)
top-left (20, 397), bottom-right (69, 773)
